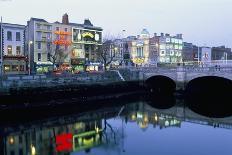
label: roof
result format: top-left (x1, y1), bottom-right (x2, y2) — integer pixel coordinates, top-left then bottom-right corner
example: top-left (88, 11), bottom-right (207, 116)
top-left (30, 18), bottom-right (47, 23)
top-left (1, 23), bottom-right (25, 29)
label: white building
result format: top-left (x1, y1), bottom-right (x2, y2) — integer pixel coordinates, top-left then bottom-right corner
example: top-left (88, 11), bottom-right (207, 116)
top-left (0, 23), bottom-right (27, 75)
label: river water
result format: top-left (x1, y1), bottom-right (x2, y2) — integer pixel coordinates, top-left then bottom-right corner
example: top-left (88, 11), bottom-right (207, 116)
top-left (1, 99), bottom-right (232, 155)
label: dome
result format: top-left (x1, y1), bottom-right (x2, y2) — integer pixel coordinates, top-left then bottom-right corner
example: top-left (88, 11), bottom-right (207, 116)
top-left (140, 28), bottom-right (150, 38)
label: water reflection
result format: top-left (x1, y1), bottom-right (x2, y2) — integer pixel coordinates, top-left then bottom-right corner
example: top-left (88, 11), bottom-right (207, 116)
top-left (1, 101), bottom-right (232, 155)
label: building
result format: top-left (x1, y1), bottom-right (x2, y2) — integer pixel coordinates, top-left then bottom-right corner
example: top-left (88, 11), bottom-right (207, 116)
top-left (212, 46), bottom-right (232, 61)
top-left (130, 29), bottom-right (150, 66)
top-left (183, 42), bottom-right (199, 63)
top-left (201, 47), bottom-right (211, 66)
top-left (71, 19), bottom-right (103, 72)
top-left (26, 18), bottom-right (53, 74)
top-left (0, 23), bottom-right (27, 75)
top-left (26, 14), bottom-right (103, 74)
top-left (156, 33), bottom-right (183, 64)
top-left (51, 15), bottom-right (73, 71)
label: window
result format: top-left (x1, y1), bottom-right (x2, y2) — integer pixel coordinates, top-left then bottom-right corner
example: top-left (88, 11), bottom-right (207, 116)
top-left (12, 65), bottom-right (18, 71)
top-left (65, 28), bottom-right (68, 32)
top-left (37, 32), bottom-right (42, 40)
top-left (47, 43), bottom-right (51, 51)
top-left (16, 32), bottom-right (21, 41)
top-left (19, 136), bottom-right (23, 143)
top-left (19, 149), bottom-right (23, 155)
top-left (4, 65), bottom-right (10, 72)
top-left (47, 33), bottom-right (51, 39)
top-left (7, 45), bottom-right (12, 55)
top-left (38, 53), bottom-right (41, 61)
top-left (47, 25), bottom-right (52, 30)
top-left (38, 42), bottom-right (41, 49)
top-left (56, 27), bottom-right (59, 31)
top-left (20, 65), bottom-right (24, 71)
top-left (47, 53), bottom-right (51, 61)
top-left (16, 46), bottom-right (21, 55)
top-left (36, 24), bottom-right (41, 29)
top-left (7, 31), bottom-right (12, 41)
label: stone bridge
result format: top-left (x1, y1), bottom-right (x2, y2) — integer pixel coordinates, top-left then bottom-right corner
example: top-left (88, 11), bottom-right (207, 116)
top-left (137, 66), bottom-right (232, 90)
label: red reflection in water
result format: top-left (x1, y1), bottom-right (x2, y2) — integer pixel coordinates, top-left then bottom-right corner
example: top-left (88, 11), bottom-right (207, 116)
top-left (56, 133), bottom-right (73, 152)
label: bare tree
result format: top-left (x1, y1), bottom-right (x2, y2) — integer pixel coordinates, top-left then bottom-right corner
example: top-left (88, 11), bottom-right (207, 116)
top-left (100, 39), bottom-right (116, 71)
top-left (49, 46), bottom-right (68, 71)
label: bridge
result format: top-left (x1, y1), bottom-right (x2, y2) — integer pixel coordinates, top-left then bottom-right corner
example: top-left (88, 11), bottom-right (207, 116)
top-left (135, 66), bottom-right (232, 90)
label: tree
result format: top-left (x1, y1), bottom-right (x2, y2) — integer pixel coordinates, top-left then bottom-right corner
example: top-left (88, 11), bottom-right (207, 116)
top-left (100, 39), bottom-right (116, 71)
top-left (49, 46), bottom-right (68, 71)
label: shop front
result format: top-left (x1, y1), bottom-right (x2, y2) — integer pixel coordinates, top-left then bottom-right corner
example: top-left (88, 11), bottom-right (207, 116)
top-left (3, 56), bottom-right (27, 75)
top-left (71, 58), bottom-right (85, 73)
top-left (86, 62), bottom-right (102, 72)
top-left (35, 62), bottom-right (53, 74)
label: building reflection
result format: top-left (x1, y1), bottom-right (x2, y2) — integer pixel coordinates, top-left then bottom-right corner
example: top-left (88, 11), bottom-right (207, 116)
top-left (2, 101), bottom-right (232, 155)
top-left (4, 120), bottom-right (103, 155)
top-left (128, 111), bottom-right (181, 130)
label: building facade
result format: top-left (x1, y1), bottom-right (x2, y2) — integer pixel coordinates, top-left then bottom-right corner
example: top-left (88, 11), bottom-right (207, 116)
top-left (183, 42), bottom-right (199, 63)
top-left (26, 18), bottom-right (53, 74)
top-left (71, 19), bottom-right (103, 72)
top-left (1, 23), bottom-right (27, 75)
top-left (130, 29), bottom-right (150, 66)
top-left (26, 14), bottom-right (103, 74)
top-left (156, 33), bottom-right (183, 64)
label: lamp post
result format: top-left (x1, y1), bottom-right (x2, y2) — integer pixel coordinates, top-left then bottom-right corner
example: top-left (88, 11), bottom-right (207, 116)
top-left (28, 41), bottom-right (33, 75)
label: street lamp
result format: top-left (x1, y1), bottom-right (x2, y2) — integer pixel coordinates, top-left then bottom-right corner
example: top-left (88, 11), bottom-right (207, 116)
top-left (28, 41), bottom-right (33, 75)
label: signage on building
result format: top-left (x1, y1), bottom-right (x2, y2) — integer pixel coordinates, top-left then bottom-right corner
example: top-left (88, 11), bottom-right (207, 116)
top-left (56, 133), bottom-right (73, 152)
top-left (72, 28), bottom-right (102, 44)
top-left (53, 31), bottom-right (72, 46)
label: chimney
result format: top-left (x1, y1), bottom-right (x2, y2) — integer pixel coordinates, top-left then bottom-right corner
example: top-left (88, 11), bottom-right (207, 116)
top-left (62, 13), bottom-right (69, 25)
top-left (161, 33), bottom-right (164, 37)
top-left (154, 33), bottom-right (157, 37)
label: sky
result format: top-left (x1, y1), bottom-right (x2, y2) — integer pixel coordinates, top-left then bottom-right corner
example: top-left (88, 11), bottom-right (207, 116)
top-left (0, 0), bottom-right (232, 47)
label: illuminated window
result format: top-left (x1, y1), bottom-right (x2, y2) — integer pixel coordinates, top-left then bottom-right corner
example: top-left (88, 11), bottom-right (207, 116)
top-left (4, 65), bottom-right (10, 72)
top-left (7, 45), bottom-right (12, 55)
top-left (7, 31), bottom-right (12, 41)
top-left (166, 38), bottom-right (170, 43)
top-left (16, 46), bottom-right (21, 55)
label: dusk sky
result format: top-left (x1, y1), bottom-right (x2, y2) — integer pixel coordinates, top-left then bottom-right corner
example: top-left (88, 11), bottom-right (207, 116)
top-left (0, 0), bottom-right (232, 47)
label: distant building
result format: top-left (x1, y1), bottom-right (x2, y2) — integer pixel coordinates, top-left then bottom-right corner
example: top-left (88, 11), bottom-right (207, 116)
top-left (130, 29), bottom-right (150, 66)
top-left (201, 47), bottom-right (211, 66)
top-left (211, 46), bottom-right (232, 61)
top-left (157, 33), bottom-right (183, 64)
top-left (1, 23), bottom-right (27, 75)
top-left (183, 42), bottom-right (199, 63)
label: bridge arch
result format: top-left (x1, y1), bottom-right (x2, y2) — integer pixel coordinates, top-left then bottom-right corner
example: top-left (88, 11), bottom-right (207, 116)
top-left (185, 76), bottom-right (232, 118)
top-left (145, 75), bottom-right (176, 94)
